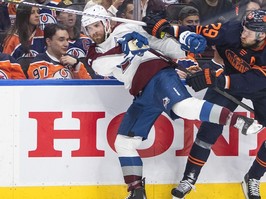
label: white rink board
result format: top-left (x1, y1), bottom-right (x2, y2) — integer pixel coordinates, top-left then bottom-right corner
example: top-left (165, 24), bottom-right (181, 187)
top-left (0, 80), bottom-right (265, 187)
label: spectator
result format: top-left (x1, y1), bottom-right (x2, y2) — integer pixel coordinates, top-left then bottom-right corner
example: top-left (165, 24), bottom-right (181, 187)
top-left (145, 0), bottom-right (172, 17)
top-left (0, 52), bottom-right (26, 79)
top-left (82, 5), bottom-right (263, 199)
top-left (56, 0), bottom-right (93, 58)
top-left (237, 0), bottom-right (262, 20)
top-left (262, 0), bottom-right (266, 8)
top-left (177, 6), bottom-right (200, 26)
top-left (27, 23), bottom-right (91, 79)
top-left (116, 0), bottom-right (135, 19)
top-left (0, 2), bottom-right (11, 31)
top-left (8, 0), bottom-right (59, 30)
top-left (188, 0), bottom-right (234, 25)
top-left (2, 3), bottom-right (45, 60)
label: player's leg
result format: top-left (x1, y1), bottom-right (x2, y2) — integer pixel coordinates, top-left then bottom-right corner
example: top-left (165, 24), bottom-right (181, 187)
top-left (150, 67), bottom-right (261, 134)
top-left (171, 97), bottom-right (262, 135)
top-left (242, 141), bottom-right (266, 199)
top-left (114, 94), bottom-right (161, 199)
top-left (171, 121), bottom-right (224, 198)
top-left (171, 88), bottom-right (257, 199)
top-left (241, 97), bottom-right (266, 199)
top-left (114, 134), bottom-right (146, 199)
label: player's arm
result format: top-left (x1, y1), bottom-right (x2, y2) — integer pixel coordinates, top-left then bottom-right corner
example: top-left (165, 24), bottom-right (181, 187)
top-left (142, 12), bottom-right (228, 47)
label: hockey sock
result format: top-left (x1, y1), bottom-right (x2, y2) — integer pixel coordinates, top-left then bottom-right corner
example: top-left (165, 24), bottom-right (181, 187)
top-left (172, 97), bottom-right (237, 126)
top-left (114, 135), bottom-right (143, 191)
top-left (127, 178), bottom-right (143, 191)
top-left (118, 156), bottom-right (143, 191)
top-left (182, 142), bottom-right (211, 184)
top-left (248, 141), bottom-right (266, 180)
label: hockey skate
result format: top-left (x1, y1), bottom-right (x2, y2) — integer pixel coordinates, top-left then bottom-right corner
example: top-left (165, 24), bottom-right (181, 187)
top-left (125, 178), bottom-right (147, 199)
top-left (171, 180), bottom-right (195, 199)
top-left (242, 173), bottom-right (261, 199)
top-left (125, 187), bottom-right (147, 199)
top-left (234, 116), bottom-right (263, 135)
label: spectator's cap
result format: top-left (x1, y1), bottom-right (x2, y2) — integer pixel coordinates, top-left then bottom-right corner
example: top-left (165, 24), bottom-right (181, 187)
top-left (56, 0), bottom-right (80, 14)
top-left (57, 0), bottom-right (73, 8)
top-left (243, 9), bottom-right (266, 32)
top-left (178, 6), bottom-right (199, 21)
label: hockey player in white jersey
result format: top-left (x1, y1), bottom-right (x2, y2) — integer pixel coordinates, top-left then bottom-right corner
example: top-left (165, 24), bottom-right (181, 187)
top-left (81, 5), bottom-right (263, 199)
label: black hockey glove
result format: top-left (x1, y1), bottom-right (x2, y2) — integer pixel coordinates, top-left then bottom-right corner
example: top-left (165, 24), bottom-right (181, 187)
top-left (142, 11), bottom-right (171, 38)
top-left (186, 68), bottom-right (224, 92)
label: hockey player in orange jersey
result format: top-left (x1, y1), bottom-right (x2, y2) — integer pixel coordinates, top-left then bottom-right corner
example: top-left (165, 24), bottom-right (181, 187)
top-left (27, 23), bottom-right (91, 79)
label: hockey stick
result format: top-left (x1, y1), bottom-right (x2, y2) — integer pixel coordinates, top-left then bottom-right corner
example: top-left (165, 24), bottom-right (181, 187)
top-left (3, 0), bottom-right (147, 26)
top-left (148, 48), bottom-right (255, 113)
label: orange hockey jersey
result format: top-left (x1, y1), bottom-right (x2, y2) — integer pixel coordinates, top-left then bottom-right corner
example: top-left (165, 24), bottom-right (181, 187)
top-left (27, 52), bottom-right (91, 79)
top-left (0, 53), bottom-right (26, 79)
top-left (3, 27), bottom-right (45, 60)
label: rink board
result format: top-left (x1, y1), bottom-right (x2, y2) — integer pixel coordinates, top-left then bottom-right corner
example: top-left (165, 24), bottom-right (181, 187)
top-left (0, 80), bottom-right (265, 199)
top-left (0, 184), bottom-right (265, 199)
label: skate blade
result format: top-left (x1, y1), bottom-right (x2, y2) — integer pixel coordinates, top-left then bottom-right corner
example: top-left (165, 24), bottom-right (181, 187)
top-left (241, 181), bottom-right (248, 199)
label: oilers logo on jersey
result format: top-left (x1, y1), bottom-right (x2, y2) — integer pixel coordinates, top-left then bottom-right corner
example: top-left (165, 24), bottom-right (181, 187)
top-left (52, 68), bottom-right (73, 79)
top-left (39, 13), bottom-right (57, 30)
top-left (67, 48), bottom-right (86, 58)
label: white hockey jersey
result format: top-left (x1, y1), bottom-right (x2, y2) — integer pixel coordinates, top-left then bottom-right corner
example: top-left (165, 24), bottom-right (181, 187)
top-left (88, 23), bottom-right (185, 96)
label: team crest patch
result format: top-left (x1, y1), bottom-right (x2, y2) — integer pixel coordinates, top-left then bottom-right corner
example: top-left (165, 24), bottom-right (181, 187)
top-left (67, 48), bottom-right (86, 58)
top-left (53, 68), bottom-right (73, 79)
top-left (163, 97), bottom-right (170, 109)
top-left (39, 14), bottom-right (57, 30)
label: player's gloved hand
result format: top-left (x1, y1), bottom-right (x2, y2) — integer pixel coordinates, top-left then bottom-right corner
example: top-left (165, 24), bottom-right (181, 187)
top-left (142, 11), bottom-right (171, 38)
top-left (186, 68), bottom-right (224, 92)
top-left (179, 31), bottom-right (207, 54)
top-left (175, 58), bottom-right (201, 79)
top-left (117, 31), bottom-right (149, 60)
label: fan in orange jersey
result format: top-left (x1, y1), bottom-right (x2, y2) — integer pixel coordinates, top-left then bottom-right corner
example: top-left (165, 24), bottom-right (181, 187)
top-left (27, 23), bottom-right (91, 79)
top-left (0, 52), bottom-right (26, 79)
top-left (3, 3), bottom-right (45, 60)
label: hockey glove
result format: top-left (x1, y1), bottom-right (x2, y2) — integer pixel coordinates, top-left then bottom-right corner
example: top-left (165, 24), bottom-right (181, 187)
top-left (186, 68), bottom-right (224, 92)
top-left (117, 31), bottom-right (149, 59)
top-left (179, 31), bottom-right (207, 54)
top-left (176, 58), bottom-right (199, 70)
top-left (142, 11), bottom-right (171, 38)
